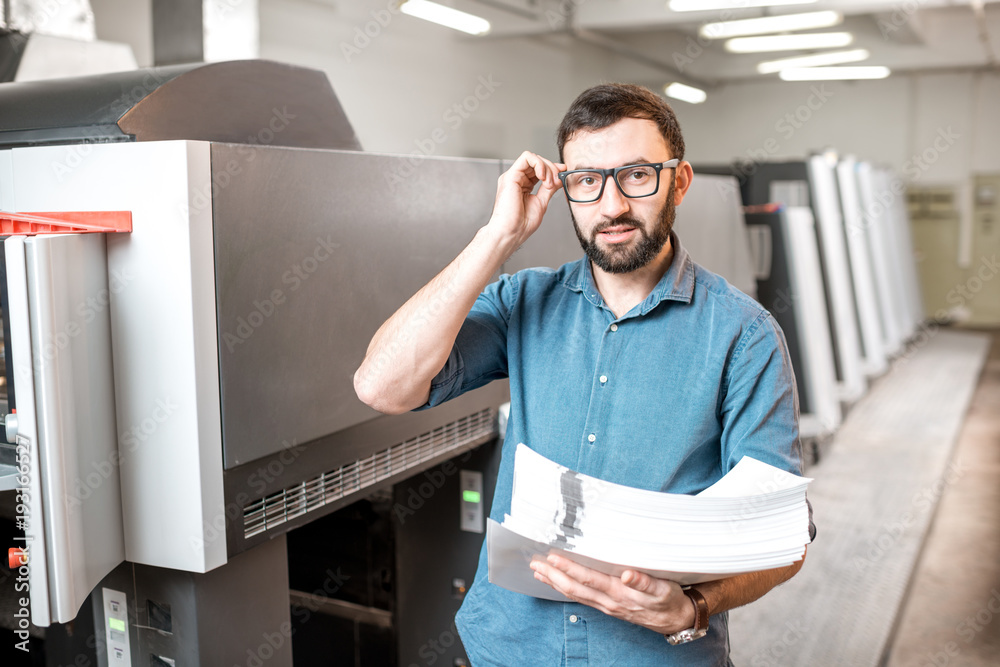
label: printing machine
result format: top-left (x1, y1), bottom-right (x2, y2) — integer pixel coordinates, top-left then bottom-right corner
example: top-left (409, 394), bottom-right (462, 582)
top-left (0, 59), bottom-right (518, 666)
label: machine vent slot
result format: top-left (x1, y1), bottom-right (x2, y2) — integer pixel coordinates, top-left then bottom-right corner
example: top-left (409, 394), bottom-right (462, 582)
top-left (243, 407), bottom-right (498, 539)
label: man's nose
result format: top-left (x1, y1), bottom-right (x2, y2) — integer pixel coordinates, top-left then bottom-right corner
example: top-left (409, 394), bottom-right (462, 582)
top-left (599, 179), bottom-right (630, 219)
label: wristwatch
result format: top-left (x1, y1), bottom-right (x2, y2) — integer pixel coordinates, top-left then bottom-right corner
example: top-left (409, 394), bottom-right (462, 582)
top-left (665, 586), bottom-right (709, 645)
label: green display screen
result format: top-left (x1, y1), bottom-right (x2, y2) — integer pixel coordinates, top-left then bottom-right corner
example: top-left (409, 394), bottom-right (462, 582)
top-left (109, 618), bottom-right (126, 632)
top-left (462, 490), bottom-right (481, 504)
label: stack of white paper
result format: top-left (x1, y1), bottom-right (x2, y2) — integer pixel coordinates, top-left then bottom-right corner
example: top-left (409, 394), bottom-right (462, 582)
top-left (489, 444), bottom-right (812, 601)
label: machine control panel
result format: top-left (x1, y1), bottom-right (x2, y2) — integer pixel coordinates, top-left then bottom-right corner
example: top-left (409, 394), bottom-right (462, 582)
top-left (102, 587), bottom-right (132, 666)
top-left (459, 470), bottom-right (484, 533)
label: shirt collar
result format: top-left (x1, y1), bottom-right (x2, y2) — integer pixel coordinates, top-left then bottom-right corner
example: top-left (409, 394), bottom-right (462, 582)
top-left (560, 231), bottom-right (696, 315)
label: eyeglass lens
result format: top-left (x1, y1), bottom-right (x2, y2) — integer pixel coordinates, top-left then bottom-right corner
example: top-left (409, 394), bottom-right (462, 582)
top-left (564, 165), bottom-right (660, 202)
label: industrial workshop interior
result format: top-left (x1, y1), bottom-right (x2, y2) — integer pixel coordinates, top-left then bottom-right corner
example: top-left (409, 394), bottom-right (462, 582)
top-left (0, 0), bottom-right (998, 665)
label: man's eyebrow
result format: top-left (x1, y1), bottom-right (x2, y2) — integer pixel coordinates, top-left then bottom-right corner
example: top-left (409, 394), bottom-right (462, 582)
top-left (567, 157), bottom-right (654, 170)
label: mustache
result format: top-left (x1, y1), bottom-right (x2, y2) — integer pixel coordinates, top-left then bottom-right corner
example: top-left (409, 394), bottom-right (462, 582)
top-left (593, 216), bottom-right (644, 234)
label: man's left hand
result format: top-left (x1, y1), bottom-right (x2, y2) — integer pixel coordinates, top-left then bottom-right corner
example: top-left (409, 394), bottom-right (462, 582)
top-left (530, 554), bottom-right (696, 635)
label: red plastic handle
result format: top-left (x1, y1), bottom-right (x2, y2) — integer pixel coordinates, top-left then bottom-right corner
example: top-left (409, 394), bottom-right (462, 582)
top-left (8, 547), bottom-right (27, 568)
top-left (0, 211), bottom-right (132, 235)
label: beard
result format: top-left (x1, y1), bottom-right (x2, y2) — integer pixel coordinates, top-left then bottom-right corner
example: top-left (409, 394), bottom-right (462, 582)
top-left (571, 180), bottom-right (677, 274)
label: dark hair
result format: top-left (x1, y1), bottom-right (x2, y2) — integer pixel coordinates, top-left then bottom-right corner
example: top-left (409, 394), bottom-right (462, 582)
top-left (556, 83), bottom-right (685, 163)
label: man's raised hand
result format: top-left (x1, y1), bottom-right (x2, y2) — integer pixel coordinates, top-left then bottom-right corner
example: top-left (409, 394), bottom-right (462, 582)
top-left (485, 151), bottom-right (565, 255)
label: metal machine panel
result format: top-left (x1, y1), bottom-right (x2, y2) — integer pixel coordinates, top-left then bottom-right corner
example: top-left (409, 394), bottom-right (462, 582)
top-left (674, 173), bottom-right (757, 299)
top-left (836, 158), bottom-right (888, 377)
top-left (883, 169), bottom-right (926, 332)
top-left (744, 211), bottom-right (810, 416)
top-left (211, 145), bottom-right (501, 468)
top-left (10, 141), bottom-right (227, 574)
top-left (784, 207), bottom-right (842, 435)
top-left (872, 168), bottom-right (916, 344)
top-left (807, 156), bottom-right (866, 402)
top-left (856, 162), bottom-right (904, 356)
top-left (0, 59), bottom-right (361, 151)
top-left (4, 234), bottom-right (125, 625)
top-left (4, 237), bottom-right (52, 626)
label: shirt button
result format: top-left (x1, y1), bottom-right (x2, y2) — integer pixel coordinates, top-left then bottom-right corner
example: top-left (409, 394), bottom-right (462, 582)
top-left (587, 434), bottom-right (596, 443)
top-left (570, 615), bottom-right (579, 623)
top-left (599, 375), bottom-right (608, 384)
top-left (610, 324), bottom-right (618, 332)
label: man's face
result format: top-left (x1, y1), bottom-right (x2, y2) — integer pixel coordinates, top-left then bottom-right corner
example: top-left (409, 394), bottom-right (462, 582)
top-left (561, 118), bottom-right (679, 274)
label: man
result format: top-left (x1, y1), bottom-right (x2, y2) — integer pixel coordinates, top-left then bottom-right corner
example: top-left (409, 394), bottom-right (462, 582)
top-left (355, 83), bottom-right (808, 666)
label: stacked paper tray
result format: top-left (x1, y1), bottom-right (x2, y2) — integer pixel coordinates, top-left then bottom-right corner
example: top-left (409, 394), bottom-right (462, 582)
top-left (489, 444), bottom-right (812, 601)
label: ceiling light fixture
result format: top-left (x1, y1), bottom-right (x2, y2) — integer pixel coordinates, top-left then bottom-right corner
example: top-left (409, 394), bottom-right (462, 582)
top-left (700, 11), bottom-right (841, 39)
top-left (779, 66), bottom-right (891, 80)
top-left (725, 32), bottom-right (853, 53)
top-left (400, 0), bottom-right (491, 36)
top-left (664, 82), bottom-right (707, 104)
top-left (757, 49), bottom-right (870, 73)
top-left (669, 0), bottom-right (817, 11)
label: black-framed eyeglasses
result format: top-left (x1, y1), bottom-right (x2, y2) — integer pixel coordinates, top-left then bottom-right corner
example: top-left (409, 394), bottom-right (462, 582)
top-left (558, 159), bottom-right (680, 203)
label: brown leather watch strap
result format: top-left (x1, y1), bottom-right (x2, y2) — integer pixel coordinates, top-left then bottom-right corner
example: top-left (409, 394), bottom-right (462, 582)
top-left (684, 587), bottom-right (710, 632)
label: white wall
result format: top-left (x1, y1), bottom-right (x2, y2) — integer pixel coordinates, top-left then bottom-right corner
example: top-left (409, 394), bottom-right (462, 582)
top-left (257, 1), bottom-right (1000, 189)
top-left (257, 0), bottom-right (684, 162)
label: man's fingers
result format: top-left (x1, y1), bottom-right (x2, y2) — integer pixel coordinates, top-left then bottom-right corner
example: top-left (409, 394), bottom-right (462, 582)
top-left (532, 561), bottom-right (619, 614)
top-left (621, 569), bottom-right (657, 594)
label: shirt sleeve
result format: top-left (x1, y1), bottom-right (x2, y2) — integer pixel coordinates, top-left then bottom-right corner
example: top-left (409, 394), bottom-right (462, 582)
top-left (418, 272), bottom-right (518, 410)
top-left (719, 311), bottom-right (816, 541)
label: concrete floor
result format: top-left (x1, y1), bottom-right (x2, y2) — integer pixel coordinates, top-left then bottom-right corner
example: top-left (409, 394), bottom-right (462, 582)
top-left (728, 326), bottom-right (994, 666)
top-left (885, 329), bottom-right (1000, 667)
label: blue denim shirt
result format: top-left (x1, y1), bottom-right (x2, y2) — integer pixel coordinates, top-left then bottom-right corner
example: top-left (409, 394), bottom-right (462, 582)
top-left (425, 233), bottom-right (803, 666)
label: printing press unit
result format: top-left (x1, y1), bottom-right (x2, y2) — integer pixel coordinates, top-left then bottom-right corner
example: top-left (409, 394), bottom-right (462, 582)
top-left (698, 155), bottom-right (924, 448)
top-left (0, 59), bottom-right (925, 665)
top-left (0, 59), bottom-right (527, 666)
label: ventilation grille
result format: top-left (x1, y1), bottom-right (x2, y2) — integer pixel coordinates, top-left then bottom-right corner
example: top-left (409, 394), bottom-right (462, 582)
top-left (243, 407), bottom-right (497, 539)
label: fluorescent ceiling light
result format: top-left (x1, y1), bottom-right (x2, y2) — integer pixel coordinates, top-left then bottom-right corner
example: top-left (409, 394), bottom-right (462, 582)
top-left (758, 49), bottom-right (870, 73)
top-left (700, 11), bottom-right (841, 39)
top-left (670, 0), bottom-right (817, 10)
top-left (400, 0), bottom-right (491, 36)
top-left (664, 82), bottom-right (707, 104)
top-left (726, 32), bottom-right (853, 53)
top-left (779, 66), bottom-right (891, 80)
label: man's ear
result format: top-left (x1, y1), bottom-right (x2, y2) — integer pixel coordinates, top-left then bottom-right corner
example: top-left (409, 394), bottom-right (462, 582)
top-left (672, 161), bottom-right (694, 206)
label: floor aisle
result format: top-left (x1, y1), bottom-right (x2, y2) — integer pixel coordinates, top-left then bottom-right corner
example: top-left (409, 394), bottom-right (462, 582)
top-left (885, 330), bottom-right (1000, 667)
top-left (727, 327), bottom-right (992, 666)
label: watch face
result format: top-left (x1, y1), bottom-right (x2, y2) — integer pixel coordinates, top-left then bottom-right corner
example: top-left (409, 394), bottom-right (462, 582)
top-left (666, 627), bottom-right (709, 645)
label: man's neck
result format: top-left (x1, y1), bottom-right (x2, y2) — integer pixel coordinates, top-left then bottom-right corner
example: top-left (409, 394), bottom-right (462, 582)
top-left (591, 238), bottom-right (675, 319)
